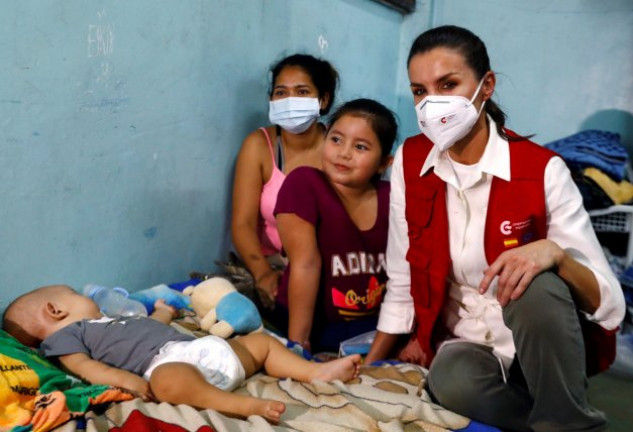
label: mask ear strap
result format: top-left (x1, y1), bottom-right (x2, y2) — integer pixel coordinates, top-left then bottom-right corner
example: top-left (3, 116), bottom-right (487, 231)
top-left (477, 100), bottom-right (487, 116)
top-left (469, 77), bottom-right (486, 104)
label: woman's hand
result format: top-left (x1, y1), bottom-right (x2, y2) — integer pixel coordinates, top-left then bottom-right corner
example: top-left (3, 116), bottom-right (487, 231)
top-left (479, 239), bottom-right (564, 306)
top-left (255, 269), bottom-right (281, 309)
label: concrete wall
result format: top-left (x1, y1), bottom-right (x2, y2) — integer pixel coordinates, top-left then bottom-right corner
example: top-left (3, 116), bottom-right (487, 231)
top-left (2, 0), bottom-right (632, 308)
top-left (0, 0), bottom-right (403, 306)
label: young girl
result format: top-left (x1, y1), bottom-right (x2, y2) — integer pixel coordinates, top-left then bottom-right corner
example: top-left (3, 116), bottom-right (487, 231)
top-left (365, 25), bottom-right (625, 431)
top-left (232, 54), bottom-right (338, 309)
top-left (274, 98), bottom-right (397, 353)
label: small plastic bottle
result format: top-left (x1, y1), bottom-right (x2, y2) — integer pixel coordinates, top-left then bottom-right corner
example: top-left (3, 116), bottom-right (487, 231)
top-left (83, 284), bottom-right (148, 317)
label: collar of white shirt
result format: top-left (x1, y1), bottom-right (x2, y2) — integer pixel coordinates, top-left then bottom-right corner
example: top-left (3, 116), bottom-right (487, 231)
top-left (419, 117), bottom-right (511, 184)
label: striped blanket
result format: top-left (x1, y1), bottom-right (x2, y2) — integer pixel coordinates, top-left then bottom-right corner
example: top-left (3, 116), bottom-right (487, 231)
top-left (2, 318), bottom-right (498, 432)
top-left (52, 363), bottom-right (473, 432)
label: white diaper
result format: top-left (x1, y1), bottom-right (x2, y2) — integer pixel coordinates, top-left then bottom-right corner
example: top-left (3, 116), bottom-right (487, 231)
top-left (144, 335), bottom-right (246, 391)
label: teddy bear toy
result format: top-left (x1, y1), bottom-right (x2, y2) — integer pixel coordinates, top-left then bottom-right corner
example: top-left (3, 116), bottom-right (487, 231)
top-left (183, 277), bottom-right (263, 338)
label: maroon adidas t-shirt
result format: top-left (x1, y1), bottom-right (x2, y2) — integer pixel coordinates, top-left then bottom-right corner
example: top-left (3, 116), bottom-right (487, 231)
top-left (274, 166), bottom-right (389, 325)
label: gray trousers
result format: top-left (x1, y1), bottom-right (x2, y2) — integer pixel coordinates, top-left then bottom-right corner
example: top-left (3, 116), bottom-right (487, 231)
top-left (427, 272), bottom-right (607, 431)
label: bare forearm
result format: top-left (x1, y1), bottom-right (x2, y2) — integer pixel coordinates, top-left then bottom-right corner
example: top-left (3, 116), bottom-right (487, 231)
top-left (277, 213), bottom-right (321, 348)
top-left (232, 225), bottom-right (273, 279)
top-left (95, 366), bottom-right (140, 388)
top-left (365, 331), bottom-right (401, 365)
top-left (59, 353), bottom-right (153, 400)
top-left (287, 267), bottom-right (320, 346)
top-left (63, 357), bottom-right (136, 387)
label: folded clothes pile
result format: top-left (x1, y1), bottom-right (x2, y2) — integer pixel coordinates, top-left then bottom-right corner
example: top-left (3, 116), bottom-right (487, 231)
top-left (546, 129), bottom-right (628, 181)
top-left (546, 130), bottom-right (633, 210)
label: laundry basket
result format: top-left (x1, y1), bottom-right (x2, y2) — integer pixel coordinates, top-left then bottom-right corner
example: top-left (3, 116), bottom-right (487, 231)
top-left (589, 205), bottom-right (633, 266)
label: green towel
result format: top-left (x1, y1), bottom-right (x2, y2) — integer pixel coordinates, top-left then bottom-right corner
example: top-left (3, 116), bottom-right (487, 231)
top-left (0, 330), bottom-right (133, 432)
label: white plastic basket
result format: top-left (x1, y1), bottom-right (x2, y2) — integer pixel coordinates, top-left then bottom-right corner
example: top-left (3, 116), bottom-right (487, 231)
top-left (589, 205), bottom-right (633, 265)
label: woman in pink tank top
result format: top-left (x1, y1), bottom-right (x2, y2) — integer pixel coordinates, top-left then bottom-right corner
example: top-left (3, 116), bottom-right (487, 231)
top-left (232, 54), bottom-right (338, 309)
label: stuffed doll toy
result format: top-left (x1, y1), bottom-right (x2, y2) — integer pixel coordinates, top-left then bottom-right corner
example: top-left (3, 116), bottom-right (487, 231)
top-left (183, 277), bottom-right (263, 338)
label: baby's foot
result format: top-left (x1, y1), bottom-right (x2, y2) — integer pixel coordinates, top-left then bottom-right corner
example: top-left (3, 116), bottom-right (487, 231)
top-left (248, 398), bottom-right (286, 424)
top-left (311, 354), bottom-right (361, 383)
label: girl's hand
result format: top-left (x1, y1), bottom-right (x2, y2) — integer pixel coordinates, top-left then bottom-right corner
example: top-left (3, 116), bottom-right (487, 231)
top-left (397, 337), bottom-right (427, 366)
top-left (300, 339), bottom-right (312, 353)
top-left (479, 239), bottom-right (564, 307)
top-left (255, 270), bottom-right (280, 309)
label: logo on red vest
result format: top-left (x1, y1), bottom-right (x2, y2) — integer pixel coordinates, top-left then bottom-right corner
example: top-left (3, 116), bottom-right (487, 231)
top-left (500, 220), bottom-right (512, 235)
top-left (500, 218), bottom-right (534, 249)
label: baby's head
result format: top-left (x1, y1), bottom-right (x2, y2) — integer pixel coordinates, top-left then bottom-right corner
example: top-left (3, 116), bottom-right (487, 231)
top-left (3, 284), bottom-right (101, 347)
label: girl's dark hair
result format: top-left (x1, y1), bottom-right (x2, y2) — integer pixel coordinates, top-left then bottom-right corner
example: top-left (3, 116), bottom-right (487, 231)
top-left (328, 98), bottom-right (398, 158)
top-left (270, 54), bottom-right (339, 115)
top-left (407, 25), bottom-right (525, 141)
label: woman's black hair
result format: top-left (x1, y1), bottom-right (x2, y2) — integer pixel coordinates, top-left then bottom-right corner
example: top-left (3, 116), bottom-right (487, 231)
top-left (327, 98), bottom-right (398, 159)
top-left (269, 54), bottom-right (339, 115)
top-left (407, 25), bottom-right (527, 141)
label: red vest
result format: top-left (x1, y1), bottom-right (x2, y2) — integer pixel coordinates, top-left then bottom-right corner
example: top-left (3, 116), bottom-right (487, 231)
top-left (402, 132), bottom-right (615, 376)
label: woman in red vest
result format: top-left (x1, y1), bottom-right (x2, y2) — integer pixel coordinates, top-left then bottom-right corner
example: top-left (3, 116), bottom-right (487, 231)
top-left (365, 25), bottom-right (625, 431)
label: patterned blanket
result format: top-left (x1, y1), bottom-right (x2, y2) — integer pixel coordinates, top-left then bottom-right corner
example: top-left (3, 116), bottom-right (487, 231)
top-left (51, 363), bottom-right (473, 432)
top-left (2, 318), bottom-right (498, 432)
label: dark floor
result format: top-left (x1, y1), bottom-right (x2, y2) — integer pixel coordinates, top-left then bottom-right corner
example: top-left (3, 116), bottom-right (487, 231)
top-left (588, 371), bottom-right (633, 431)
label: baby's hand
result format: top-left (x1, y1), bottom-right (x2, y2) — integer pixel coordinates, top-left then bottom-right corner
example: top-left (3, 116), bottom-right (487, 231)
top-left (123, 374), bottom-right (155, 402)
top-left (149, 299), bottom-right (178, 324)
top-left (153, 299), bottom-right (177, 317)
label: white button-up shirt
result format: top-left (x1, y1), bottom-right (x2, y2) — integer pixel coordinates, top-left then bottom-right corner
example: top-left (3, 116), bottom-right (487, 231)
top-left (378, 120), bottom-right (626, 366)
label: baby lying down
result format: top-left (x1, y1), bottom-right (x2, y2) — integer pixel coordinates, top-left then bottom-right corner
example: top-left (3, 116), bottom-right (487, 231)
top-left (2, 285), bottom-right (361, 423)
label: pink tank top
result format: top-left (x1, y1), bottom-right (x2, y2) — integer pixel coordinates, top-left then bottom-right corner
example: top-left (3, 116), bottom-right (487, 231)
top-left (258, 127), bottom-right (285, 255)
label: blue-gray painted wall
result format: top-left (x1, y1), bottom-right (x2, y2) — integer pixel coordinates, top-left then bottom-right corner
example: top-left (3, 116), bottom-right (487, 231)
top-left (1, 0), bottom-right (632, 308)
top-left (0, 0), bottom-right (402, 307)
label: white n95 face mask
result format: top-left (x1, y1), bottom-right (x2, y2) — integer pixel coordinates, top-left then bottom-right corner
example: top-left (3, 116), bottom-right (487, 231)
top-left (269, 97), bottom-right (320, 134)
top-left (415, 78), bottom-right (486, 152)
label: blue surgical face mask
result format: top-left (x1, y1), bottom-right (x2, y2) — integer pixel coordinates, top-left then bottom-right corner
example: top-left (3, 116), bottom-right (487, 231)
top-left (269, 97), bottom-right (320, 134)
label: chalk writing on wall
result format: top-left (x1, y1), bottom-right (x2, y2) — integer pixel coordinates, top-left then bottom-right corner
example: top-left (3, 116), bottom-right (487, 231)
top-left (88, 10), bottom-right (114, 58)
top-left (318, 35), bottom-right (329, 54)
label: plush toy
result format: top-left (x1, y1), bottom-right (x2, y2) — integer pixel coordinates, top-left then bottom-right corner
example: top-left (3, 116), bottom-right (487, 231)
top-left (183, 277), bottom-right (263, 338)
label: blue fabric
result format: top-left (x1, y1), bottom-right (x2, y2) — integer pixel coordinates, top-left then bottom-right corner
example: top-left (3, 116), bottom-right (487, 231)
top-left (454, 420), bottom-right (501, 431)
top-left (545, 130), bottom-right (627, 181)
top-left (169, 278), bottom-right (202, 292)
top-left (216, 291), bottom-right (262, 334)
top-left (369, 359), bottom-right (401, 366)
top-left (129, 284), bottom-right (192, 314)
